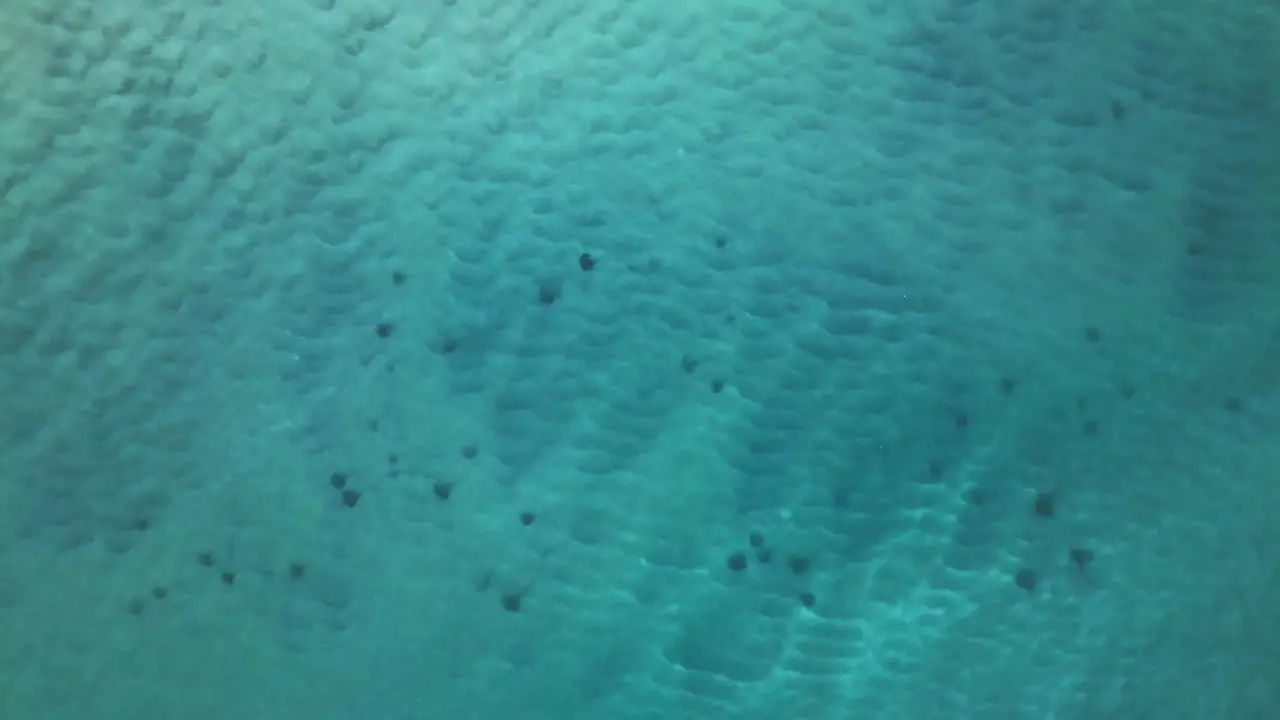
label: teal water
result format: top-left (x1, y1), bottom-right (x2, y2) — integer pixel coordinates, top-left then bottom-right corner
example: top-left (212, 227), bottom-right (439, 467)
top-left (1, 1), bottom-right (1278, 718)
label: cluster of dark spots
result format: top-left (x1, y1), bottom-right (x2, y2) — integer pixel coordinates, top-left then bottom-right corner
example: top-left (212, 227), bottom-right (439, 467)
top-left (128, 543), bottom-right (313, 616)
top-left (194, 552), bottom-right (233, 585)
top-left (890, 317), bottom-right (1246, 605)
top-left (527, 250), bottom-right (608, 306)
top-left (721, 533), bottom-right (817, 606)
top-left (126, 584), bottom-right (171, 615)
top-left (1020, 489), bottom-right (1097, 594)
top-left (328, 471), bottom-right (363, 508)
